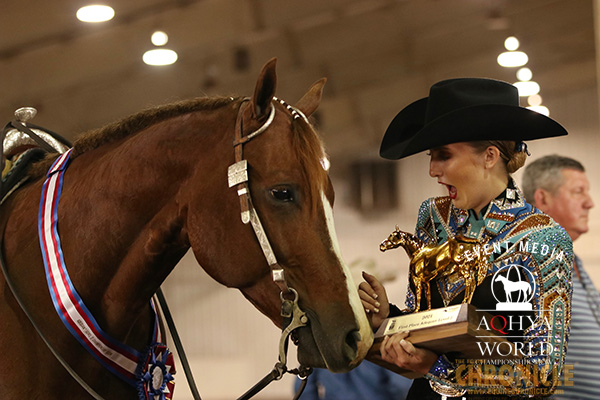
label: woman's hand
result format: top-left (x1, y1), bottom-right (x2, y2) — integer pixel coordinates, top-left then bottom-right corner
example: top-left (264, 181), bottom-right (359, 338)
top-left (358, 271), bottom-right (389, 330)
top-left (380, 332), bottom-right (439, 375)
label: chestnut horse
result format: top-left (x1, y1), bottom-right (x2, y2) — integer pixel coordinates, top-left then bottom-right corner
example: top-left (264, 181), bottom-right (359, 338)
top-left (0, 59), bottom-right (372, 399)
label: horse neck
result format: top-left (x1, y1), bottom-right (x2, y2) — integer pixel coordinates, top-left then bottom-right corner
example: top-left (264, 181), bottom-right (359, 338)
top-left (398, 232), bottom-right (422, 256)
top-left (58, 107), bottom-right (235, 341)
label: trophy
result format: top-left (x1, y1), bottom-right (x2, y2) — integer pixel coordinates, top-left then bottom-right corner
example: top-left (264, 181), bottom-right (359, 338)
top-left (368, 227), bottom-right (512, 377)
top-left (379, 226), bottom-right (489, 312)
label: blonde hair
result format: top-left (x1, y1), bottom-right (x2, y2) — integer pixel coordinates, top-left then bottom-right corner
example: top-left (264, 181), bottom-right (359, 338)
top-left (469, 140), bottom-right (527, 174)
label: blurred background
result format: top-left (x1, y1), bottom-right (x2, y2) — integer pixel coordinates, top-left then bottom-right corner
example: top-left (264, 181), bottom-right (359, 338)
top-left (2, 0), bottom-right (599, 398)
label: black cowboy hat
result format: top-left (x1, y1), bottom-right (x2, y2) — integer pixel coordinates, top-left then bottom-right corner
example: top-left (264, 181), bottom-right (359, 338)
top-left (380, 78), bottom-right (568, 159)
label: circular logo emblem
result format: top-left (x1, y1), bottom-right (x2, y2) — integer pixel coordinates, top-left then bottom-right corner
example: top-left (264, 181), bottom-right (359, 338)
top-left (492, 265), bottom-right (536, 310)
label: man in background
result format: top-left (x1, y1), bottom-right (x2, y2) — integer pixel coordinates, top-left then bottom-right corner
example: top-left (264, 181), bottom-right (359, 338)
top-left (522, 154), bottom-right (597, 399)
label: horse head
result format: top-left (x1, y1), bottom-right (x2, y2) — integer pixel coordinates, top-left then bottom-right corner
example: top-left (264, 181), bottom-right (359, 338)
top-left (379, 226), bottom-right (423, 256)
top-left (183, 59), bottom-right (372, 372)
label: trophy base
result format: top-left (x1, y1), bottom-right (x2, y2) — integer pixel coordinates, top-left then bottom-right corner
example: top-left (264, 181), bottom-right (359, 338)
top-left (367, 304), bottom-right (517, 378)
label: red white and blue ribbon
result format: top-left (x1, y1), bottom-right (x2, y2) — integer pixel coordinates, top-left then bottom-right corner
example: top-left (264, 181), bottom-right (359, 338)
top-left (38, 149), bottom-right (175, 399)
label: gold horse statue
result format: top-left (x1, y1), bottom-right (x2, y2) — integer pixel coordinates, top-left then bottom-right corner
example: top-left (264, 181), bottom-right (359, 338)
top-left (380, 227), bottom-right (488, 312)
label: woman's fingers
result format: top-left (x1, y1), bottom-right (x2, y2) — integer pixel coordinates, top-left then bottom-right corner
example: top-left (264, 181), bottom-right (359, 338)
top-left (358, 272), bottom-right (391, 329)
top-left (380, 335), bottom-right (395, 361)
top-left (380, 332), bottom-right (409, 362)
top-left (359, 283), bottom-right (381, 312)
top-left (380, 332), bottom-right (439, 375)
top-left (363, 271), bottom-right (389, 305)
top-left (362, 271), bottom-right (383, 294)
top-left (399, 337), bottom-right (417, 355)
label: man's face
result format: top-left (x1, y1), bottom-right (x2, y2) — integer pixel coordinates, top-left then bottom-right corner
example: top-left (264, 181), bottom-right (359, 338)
top-left (541, 169), bottom-right (594, 241)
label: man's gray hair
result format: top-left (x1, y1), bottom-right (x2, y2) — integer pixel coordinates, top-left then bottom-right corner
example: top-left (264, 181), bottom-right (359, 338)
top-left (521, 154), bottom-right (585, 204)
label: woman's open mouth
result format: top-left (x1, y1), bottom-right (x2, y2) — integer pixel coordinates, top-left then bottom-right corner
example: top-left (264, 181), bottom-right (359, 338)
top-left (445, 184), bottom-right (457, 199)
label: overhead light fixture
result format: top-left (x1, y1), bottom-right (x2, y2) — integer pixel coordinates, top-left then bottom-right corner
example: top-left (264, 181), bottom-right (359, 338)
top-left (497, 51), bottom-right (528, 67)
top-left (143, 49), bottom-right (178, 66)
top-left (498, 36), bottom-right (528, 68)
top-left (504, 36), bottom-right (520, 51)
top-left (528, 94), bottom-right (542, 106)
top-left (143, 30), bottom-right (178, 66)
top-left (527, 105), bottom-right (549, 116)
top-left (151, 31), bottom-right (169, 46)
top-left (513, 81), bottom-right (540, 97)
top-left (516, 67), bottom-right (533, 82)
top-left (76, 5), bottom-right (115, 23)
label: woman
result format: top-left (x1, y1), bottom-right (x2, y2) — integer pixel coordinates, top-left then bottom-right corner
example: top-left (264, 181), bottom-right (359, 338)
top-left (360, 78), bottom-right (573, 399)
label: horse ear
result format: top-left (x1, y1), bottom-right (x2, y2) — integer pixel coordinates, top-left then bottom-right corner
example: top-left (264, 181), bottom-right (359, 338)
top-left (295, 78), bottom-right (327, 118)
top-left (251, 58), bottom-right (277, 118)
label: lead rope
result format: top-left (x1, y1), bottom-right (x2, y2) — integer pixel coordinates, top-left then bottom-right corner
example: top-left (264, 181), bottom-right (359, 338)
top-left (236, 289), bottom-right (312, 400)
top-left (0, 117), bottom-right (106, 399)
top-left (0, 240), bottom-right (106, 399)
top-left (155, 288), bottom-right (202, 400)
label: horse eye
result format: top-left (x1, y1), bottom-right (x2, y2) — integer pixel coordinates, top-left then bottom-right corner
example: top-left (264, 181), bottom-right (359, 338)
top-left (270, 188), bottom-right (294, 202)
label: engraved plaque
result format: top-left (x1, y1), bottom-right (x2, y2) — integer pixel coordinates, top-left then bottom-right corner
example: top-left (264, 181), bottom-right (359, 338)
top-left (367, 304), bottom-right (516, 378)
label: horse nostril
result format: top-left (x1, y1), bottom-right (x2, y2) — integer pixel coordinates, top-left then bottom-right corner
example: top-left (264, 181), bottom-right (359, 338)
top-left (343, 329), bottom-right (360, 361)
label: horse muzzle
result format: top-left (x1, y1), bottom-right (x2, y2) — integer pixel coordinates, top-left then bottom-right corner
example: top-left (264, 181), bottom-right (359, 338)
top-left (293, 308), bottom-right (371, 372)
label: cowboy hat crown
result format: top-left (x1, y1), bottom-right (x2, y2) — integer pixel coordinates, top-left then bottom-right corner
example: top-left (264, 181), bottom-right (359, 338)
top-left (380, 78), bottom-right (568, 159)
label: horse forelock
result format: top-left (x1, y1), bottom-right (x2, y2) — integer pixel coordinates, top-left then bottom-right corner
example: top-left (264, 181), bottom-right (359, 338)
top-left (290, 118), bottom-right (329, 211)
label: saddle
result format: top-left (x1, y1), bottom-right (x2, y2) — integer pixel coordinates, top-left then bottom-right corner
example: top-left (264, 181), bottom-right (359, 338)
top-left (0, 107), bottom-right (71, 203)
top-left (1, 148), bottom-right (48, 201)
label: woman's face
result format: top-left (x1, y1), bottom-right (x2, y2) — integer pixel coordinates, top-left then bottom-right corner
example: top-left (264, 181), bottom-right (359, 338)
top-left (428, 142), bottom-right (491, 213)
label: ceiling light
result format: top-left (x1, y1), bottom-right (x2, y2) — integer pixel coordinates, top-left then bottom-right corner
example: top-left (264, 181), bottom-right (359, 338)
top-left (151, 31), bottom-right (169, 46)
top-left (513, 81), bottom-right (540, 97)
top-left (528, 94), bottom-right (542, 107)
top-left (504, 36), bottom-right (520, 51)
top-left (516, 67), bottom-right (532, 81)
top-left (76, 5), bottom-right (115, 23)
top-left (527, 105), bottom-right (549, 116)
top-left (497, 51), bottom-right (528, 67)
top-left (143, 49), bottom-right (178, 66)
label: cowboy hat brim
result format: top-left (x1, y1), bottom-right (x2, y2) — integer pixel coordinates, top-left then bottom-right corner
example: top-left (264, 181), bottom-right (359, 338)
top-left (380, 98), bottom-right (568, 160)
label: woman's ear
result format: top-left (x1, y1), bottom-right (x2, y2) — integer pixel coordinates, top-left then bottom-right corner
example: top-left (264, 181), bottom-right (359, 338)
top-left (484, 146), bottom-right (501, 169)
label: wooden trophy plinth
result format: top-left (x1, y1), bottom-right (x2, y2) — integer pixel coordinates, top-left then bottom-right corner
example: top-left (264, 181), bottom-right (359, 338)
top-left (367, 304), bottom-right (516, 378)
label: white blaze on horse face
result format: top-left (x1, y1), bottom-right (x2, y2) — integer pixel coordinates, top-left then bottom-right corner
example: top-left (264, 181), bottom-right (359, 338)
top-left (320, 191), bottom-right (374, 363)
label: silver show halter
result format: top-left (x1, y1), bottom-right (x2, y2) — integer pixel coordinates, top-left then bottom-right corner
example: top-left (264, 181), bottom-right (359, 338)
top-left (228, 97), bottom-right (313, 400)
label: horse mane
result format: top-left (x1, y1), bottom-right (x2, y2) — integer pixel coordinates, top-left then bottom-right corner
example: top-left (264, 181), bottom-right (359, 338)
top-left (27, 96), bottom-right (237, 179)
top-left (26, 96), bottom-right (329, 210)
top-left (71, 96), bottom-right (236, 158)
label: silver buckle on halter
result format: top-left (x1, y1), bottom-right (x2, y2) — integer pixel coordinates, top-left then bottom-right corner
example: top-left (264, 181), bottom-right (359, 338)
top-left (228, 160), bottom-right (248, 187)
